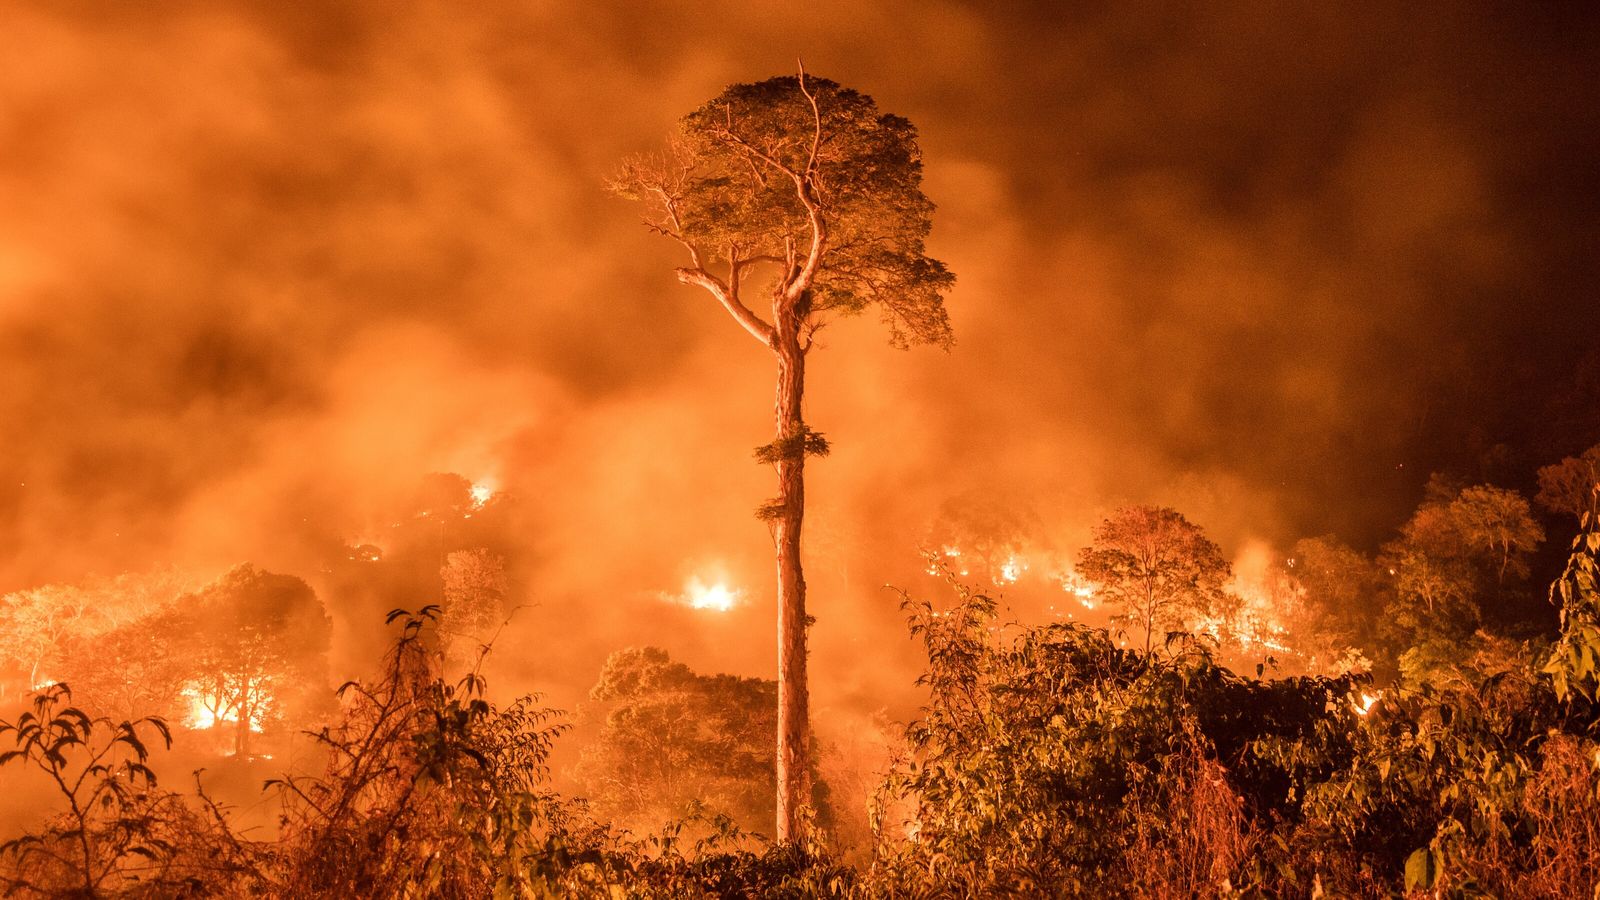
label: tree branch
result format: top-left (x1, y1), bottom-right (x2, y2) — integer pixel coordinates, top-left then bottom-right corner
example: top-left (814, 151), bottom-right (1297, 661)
top-left (675, 267), bottom-right (776, 347)
top-left (786, 66), bottom-right (828, 303)
top-left (797, 60), bottom-right (823, 180)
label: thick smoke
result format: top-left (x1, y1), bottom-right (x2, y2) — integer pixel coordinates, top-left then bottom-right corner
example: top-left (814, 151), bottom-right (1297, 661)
top-left (1, 1), bottom-right (1596, 718)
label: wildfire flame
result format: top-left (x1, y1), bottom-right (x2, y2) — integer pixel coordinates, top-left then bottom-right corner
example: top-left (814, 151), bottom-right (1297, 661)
top-left (181, 684), bottom-right (265, 733)
top-left (1353, 691), bottom-right (1382, 716)
top-left (1058, 571), bottom-right (1099, 609)
top-left (469, 479), bottom-right (496, 508)
top-left (996, 554), bottom-right (1027, 584)
top-left (684, 576), bottom-right (740, 612)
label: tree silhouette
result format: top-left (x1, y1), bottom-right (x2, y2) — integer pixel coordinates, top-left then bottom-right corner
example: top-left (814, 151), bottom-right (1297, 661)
top-left (611, 69), bottom-right (953, 839)
top-left (1449, 485), bottom-right (1544, 583)
top-left (1536, 443), bottom-right (1600, 522)
top-left (1075, 506), bottom-right (1230, 655)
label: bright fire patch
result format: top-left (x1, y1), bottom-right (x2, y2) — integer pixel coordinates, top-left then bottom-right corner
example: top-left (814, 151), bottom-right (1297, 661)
top-left (685, 577), bottom-right (740, 612)
top-left (469, 480), bottom-right (496, 507)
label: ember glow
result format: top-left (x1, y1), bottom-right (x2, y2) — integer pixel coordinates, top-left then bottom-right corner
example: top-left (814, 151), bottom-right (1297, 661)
top-left (181, 684), bottom-right (264, 734)
top-left (1352, 691), bottom-right (1383, 717)
top-left (682, 576), bottom-right (741, 613)
top-left (469, 480), bottom-right (496, 508)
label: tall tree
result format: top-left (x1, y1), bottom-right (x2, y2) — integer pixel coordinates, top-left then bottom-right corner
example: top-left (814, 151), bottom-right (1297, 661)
top-left (612, 71), bottom-right (953, 839)
top-left (1074, 506), bottom-right (1230, 655)
top-left (1378, 498), bottom-right (1480, 673)
top-left (1287, 535), bottom-right (1383, 665)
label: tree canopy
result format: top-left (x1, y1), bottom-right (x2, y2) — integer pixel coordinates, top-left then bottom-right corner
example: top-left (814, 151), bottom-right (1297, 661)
top-left (610, 74), bottom-right (953, 350)
top-left (1075, 506), bottom-right (1231, 654)
top-left (579, 646), bottom-right (777, 831)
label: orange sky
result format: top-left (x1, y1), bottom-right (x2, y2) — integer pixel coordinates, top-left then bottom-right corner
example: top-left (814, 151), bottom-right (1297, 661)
top-left (2, 2), bottom-right (1597, 710)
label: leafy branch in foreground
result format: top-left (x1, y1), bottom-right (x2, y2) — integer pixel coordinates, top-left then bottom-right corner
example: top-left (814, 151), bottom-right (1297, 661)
top-left (0, 683), bottom-right (175, 897)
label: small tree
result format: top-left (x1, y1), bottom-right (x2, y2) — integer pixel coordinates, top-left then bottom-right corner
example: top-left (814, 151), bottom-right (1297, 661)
top-left (579, 647), bottom-right (777, 833)
top-left (1543, 514), bottom-right (1600, 702)
top-left (612, 70), bottom-right (953, 839)
top-left (1074, 506), bottom-right (1230, 655)
top-left (439, 549), bottom-right (510, 668)
top-left (1535, 443), bottom-right (1600, 522)
top-left (175, 565), bottom-right (331, 756)
top-left (1449, 485), bottom-right (1544, 582)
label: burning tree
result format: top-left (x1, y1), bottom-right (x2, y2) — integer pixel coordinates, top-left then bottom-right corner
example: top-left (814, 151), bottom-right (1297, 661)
top-left (611, 71), bottom-right (953, 838)
top-left (0, 570), bottom-right (191, 696)
top-left (173, 565), bottom-right (331, 756)
top-left (1074, 506), bottom-right (1230, 655)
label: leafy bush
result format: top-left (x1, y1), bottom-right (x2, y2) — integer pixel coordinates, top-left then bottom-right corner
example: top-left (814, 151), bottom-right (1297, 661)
top-left (5, 530), bottom-right (1599, 898)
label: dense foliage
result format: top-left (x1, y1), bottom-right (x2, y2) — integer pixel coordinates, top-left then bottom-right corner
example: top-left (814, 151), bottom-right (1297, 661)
top-left (1, 510), bottom-right (1596, 897)
top-left (579, 646), bottom-right (779, 832)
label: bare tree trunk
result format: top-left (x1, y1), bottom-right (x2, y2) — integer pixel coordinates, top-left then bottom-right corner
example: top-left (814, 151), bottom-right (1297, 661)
top-left (772, 316), bottom-right (810, 842)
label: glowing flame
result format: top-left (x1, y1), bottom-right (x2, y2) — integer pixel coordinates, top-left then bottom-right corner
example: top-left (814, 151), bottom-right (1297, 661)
top-left (182, 684), bottom-right (265, 732)
top-left (185, 689), bottom-right (224, 730)
top-left (1353, 691), bottom-right (1382, 716)
top-left (469, 479), bottom-right (496, 508)
top-left (1058, 572), bottom-right (1098, 609)
top-left (996, 554), bottom-right (1027, 584)
top-left (685, 577), bottom-right (740, 612)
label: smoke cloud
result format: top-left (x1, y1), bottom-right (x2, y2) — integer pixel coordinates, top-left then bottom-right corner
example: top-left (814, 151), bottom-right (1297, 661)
top-left (2, 1), bottom-right (1596, 714)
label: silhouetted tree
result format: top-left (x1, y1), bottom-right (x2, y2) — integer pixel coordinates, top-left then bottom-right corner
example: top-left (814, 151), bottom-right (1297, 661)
top-left (1075, 506), bottom-right (1230, 655)
top-left (1536, 443), bottom-right (1600, 522)
top-left (925, 491), bottom-right (1045, 585)
top-left (175, 565), bottom-right (331, 756)
top-left (579, 647), bottom-right (776, 832)
top-left (611, 70), bottom-right (953, 838)
top-left (438, 549), bottom-right (509, 668)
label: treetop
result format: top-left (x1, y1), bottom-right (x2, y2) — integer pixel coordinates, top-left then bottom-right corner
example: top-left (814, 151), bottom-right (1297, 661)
top-left (612, 72), bottom-right (954, 350)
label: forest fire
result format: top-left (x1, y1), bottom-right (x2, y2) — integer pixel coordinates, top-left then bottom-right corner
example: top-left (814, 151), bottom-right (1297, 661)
top-left (180, 683), bottom-right (267, 734)
top-left (1, 5), bottom-right (1597, 897)
top-left (996, 554), bottom-right (1027, 584)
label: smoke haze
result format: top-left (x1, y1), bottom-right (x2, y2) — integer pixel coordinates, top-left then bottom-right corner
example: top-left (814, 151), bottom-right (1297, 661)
top-left (3, 1), bottom-right (1597, 712)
